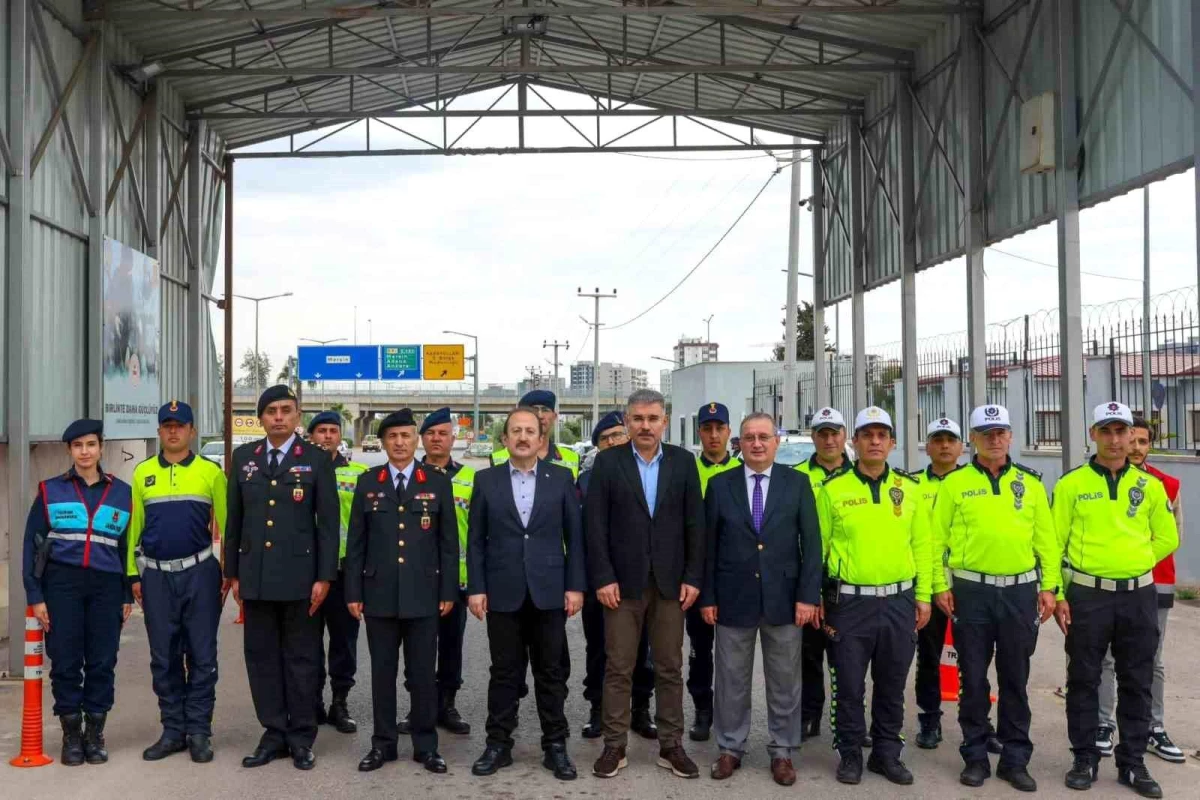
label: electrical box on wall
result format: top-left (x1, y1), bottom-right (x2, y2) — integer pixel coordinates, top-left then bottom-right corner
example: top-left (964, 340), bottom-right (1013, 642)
top-left (1019, 92), bottom-right (1056, 174)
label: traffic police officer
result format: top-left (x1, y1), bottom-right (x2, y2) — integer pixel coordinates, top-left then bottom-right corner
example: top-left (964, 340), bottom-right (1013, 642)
top-left (345, 408), bottom-right (457, 774)
top-left (491, 389), bottom-right (580, 478)
top-left (224, 385), bottom-right (340, 771)
top-left (794, 406), bottom-right (852, 742)
top-left (687, 401), bottom-right (740, 742)
top-left (23, 419), bottom-right (133, 766)
top-left (929, 406), bottom-right (1059, 792)
top-left (307, 410), bottom-right (369, 735)
top-left (815, 407), bottom-right (932, 787)
top-left (1054, 402), bottom-right (1178, 798)
top-left (130, 401), bottom-right (228, 764)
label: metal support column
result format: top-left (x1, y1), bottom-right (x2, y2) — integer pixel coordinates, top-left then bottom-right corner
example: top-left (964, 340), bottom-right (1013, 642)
top-left (1141, 187), bottom-right (1151, 420)
top-left (781, 136), bottom-right (802, 430)
top-left (144, 85), bottom-right (160, 262)
top-left (961, 14), bottom-right (988, 409)
top-left (1194, 0), bottom-right (1200, 328)
top-left (7, 0), bottom-right (31, 677)
top-left (812, 154), bottom-right (829, 408)
top-left (896, 75), bottom-right (920, 467)
top-left (86, 23), bottom-right (106, 418)
top-left (186, 120), bottom-right (205, 417)
top-left (1054, 0), bottom-right (1085, 469)
top-left (848, 121), bottom-right (867, 411)
top-left (222, 157), bottom-right (234, 472)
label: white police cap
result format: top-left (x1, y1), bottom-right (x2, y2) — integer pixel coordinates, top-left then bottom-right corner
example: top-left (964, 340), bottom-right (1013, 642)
top-left (969, 405), bottom-right (1011, 432)
top-left (1092, 401), bottom-right (1133, 428)
top-left (853, 406), bottom-right (894, 433)
top-left (811, 406), bottom-right (847, 431)
top-left (926, 417), bottom-right (962, 439)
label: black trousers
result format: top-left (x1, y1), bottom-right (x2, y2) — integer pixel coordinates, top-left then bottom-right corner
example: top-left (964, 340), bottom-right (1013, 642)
top-left (486, 594), bottom-right (568, 750)
top-left (953, 579), bottom-right (1039, 767)
top-left (316, 574), bottom-right (360, 702)
top-left (685, 605), bottom-right (714, 712)
top-left (915, 603), bottom-right (950, 724)
top-left (243, 598), bottom-right (322, 751)
top-left (436, 590), bottom-right (468, 695)
top-left (800, 624), bottom-right (828, 726)
top-left (366, 614), bottom-right (438, 755)
top-left (42, 563), bottom-right (125, 716)
top-left (1065, 583), bottom-right (1159, 769)
top-left (826, 591), bottom-right (917, 760)
top-left (582, 593), bottom-right (654, 709)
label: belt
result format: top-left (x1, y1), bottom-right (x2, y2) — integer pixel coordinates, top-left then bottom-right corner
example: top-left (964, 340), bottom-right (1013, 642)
top-left (952, 568), bottom-right (1039, 587)
top-left (1064, 565), bottom-right (1154, 592)
top-left (137, 545), bottom-right (214, 575)
top-left (838, 579), bottom-right (914, 597)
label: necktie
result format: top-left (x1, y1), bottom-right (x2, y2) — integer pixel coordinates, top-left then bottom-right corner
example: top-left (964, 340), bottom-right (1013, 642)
top-left (269, 448), bottom-right (281, 473)
top-left (752, 473), bottom-right (765, 534)
top-left (396, 473), bottom-right (406, 493)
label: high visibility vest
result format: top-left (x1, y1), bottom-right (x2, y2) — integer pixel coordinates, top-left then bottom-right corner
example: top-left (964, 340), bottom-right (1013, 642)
top-left (492, 444), bottom-right (580, 479)
top-left (40, 472), bottom-right (132, 576)
top-left (696, 453), bottom-right (740, 497)
top-left (450, 464), bottom-right (475, 587)
top-left (335, 459), bottom-right (370, 560)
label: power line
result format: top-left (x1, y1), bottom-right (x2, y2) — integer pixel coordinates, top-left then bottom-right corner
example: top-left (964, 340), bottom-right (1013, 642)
top-left (987, 246), bottom-right (1144, 283)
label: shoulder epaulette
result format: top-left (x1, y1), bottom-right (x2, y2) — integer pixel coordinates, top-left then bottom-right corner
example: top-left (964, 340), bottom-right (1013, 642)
top-left (1132, 463), bottom-right (1164, 484)
top-left (893, 468), bottom-right (921, 484)
top-left (1013, 462), bottom-right (1043, 481)
top-left (1058, 463), bottom-right (1086, 480)
top-left (822, 469), bottom-right (853, 488)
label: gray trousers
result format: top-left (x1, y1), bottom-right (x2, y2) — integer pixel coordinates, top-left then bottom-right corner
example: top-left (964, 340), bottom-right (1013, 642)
top-left (1099, 606), bottom-right (1169, 730)
top-left (714, 621), bottom-right (803, 760)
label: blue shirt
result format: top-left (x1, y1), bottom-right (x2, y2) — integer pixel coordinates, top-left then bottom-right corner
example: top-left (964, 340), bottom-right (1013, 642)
top-left (510, 462), bottom-right (537, 528)
top-left (634, 444), bottom-right (665, 517)
top-left (387, 460), bottom-right (416, 491)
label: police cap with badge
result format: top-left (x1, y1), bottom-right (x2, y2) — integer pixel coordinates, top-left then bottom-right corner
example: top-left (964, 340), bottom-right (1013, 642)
top-left (159, 400), bottom-right (194, 427)
top-left (698, 402), bottom-right (729, 427)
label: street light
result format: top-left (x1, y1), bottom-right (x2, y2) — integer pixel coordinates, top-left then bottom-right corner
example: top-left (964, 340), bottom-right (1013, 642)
top-left (444, 330), bottom-right (480, 441)
top-left (299, 336), bottom-right (347, 411)
top-left (234, 292), bottom-right (293, 399)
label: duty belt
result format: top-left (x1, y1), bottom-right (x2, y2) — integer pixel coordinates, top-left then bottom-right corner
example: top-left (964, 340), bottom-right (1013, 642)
top-left (838, 578), bottom-right (914, 597)
top-left (1063, 565), bottom-right (1154, 592)
top-left (952, 568), bottom-right (1039, 588)
top-left (137, 544), bottom-right (214, 575)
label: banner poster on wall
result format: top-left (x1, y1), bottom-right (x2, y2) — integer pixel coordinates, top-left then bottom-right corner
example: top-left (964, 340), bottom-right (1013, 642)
top-left (102, 237), bottom-right (161, 438)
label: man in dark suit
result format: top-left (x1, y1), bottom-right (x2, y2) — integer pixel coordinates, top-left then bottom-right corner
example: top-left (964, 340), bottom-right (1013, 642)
top-left (224, 385), bottom-right (339, 770)
top-left (467, 407), bottom-right (585, 782)
top-left (344, 409), bottom-right (456, 774)
top-left (586, 388), bottom-right (706, 780)
top-left (700, 412), bottom-right (822, 787)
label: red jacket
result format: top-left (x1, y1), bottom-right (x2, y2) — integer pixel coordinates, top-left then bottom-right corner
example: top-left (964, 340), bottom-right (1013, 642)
top-left (1143, 463), bottom-right (1179, 587)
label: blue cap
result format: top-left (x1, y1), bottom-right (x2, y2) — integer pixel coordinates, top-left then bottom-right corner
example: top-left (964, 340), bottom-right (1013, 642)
top-left (698, 402), bottom-right (729, 426)
top-left (158, 400), bottom-right (193, 426)
top-left (592, 411), bottom-right (625, 446)
top-left (378, 408), bottom-right (416, 437)
top-left (62, 418), bottom-right (103, 444)
top-left (420, 406), bottom-right (452, 435)
top-left (257, 384), bottom-right (298, 417)
top-left (519, 389), bottom-right (557, 410)
top-left (306, 410), bottom-right (342, 434)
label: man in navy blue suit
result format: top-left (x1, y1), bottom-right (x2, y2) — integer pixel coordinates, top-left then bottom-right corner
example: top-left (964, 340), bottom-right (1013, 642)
top-left (699, 412), bottom-right (823, 787)
top-left (466, 407), bottom-right (586, 782)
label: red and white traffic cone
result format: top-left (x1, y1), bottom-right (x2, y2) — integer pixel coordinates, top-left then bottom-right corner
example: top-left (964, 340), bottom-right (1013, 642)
top-left (940, 621), bottom-right (997, 703)
top-left (10, 606), bottom-right (53, 767)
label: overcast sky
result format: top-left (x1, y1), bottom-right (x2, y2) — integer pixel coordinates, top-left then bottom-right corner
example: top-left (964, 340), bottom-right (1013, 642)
top-left (211, 85), bottom-right (1197, 392)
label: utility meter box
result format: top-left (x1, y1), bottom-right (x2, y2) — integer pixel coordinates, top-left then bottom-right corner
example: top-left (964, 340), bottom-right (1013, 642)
top-left (1019, 92), bottom-right (1056, 174)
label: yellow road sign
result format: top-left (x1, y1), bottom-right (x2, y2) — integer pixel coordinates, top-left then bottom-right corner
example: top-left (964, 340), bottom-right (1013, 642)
top-left (423, 344), bottom-right (465, 380)
top-left (231, 415), bottom-right (266, 436)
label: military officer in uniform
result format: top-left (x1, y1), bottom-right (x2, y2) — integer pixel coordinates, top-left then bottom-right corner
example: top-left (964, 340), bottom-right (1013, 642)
top-left (345, 409), bottom-right (456, 774)
top-left (491, 389), bottom-right (580, 478)
top-left (1054, 402), bottom-right (1179, 798)
top-left (224, 385), bottom-right (340, 771)
top-left (306, 410), bottom-right (369, 735)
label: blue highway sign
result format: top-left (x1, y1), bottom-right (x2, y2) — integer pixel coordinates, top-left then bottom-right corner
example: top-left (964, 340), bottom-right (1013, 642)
top-left (298, 345), bottom-right (381, 380)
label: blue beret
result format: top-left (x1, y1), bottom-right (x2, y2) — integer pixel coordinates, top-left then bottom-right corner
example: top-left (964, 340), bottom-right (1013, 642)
top-left (257, 384), bottom-right (298, 417)
top-left (306, 410), bottom-right (342, 434)
top-left (698, 402), bottom-right (730, 426)
top-left (62, 418), bottom-right (103, 443)
top-left (420, 406), bottom-right (452, 435)
top-left (519, 389), bottom-right (556, 410)
top-left (158, 400), bottom-right (193, 426)
top-left (591, 411), bottom-right (625, 446)
top-left (378, 408), bottom-right (416, 437)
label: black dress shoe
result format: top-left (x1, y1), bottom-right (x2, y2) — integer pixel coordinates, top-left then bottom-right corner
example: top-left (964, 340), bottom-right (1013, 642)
top-left (415, 751), bottom-right (448, 773)
top-left (582, 706), bottom-right (603, 739)
top-left (291, 747), bottom-right (316, 770)
top-left (143, 734), bottom-right (187, 761)
top-left (187, 734), bottom-right (214, 764)
top-left (396, 714), bottom-right (412, 736)
top-left (689, 709), bottom-right (713, 742)
top-left (543, 743), bottom-right (577, 781)
top-left (631, 706), bottom-right (658, 740)
top-left (472, 745), bottom-right (513, 776)
top-left (358, 747), bottom-right (397, 772)
top-left (242, 745), bottom-right (288, 768)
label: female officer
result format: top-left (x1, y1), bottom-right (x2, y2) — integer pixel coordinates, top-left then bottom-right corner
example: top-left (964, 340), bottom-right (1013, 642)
top-left (22, 419), bottom-right (133, 766)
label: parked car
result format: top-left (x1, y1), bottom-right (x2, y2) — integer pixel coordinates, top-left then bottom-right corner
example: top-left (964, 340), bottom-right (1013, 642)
top-left (774, 433), bottom-right (855, 468)
top-left (200, 441), bottom-right (225, 465)
top-left (337, 441), bottom-right (351, 460)
top-left (465, 442), bottom-right (493, 458)
top-left (361, 434), bottom-right (382, 453)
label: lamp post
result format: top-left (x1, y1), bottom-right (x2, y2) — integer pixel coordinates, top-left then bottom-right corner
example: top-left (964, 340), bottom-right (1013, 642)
top-left (235, 292), bottom-right (293, 399)
top-left (299, 336), bottom-right (346, 410)
top-left (444, 330), bottom-right (480, 440)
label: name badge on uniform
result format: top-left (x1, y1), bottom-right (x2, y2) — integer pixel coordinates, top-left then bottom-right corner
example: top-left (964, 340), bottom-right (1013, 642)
top-left (1127, 477), bottom-right (1147, 518)
top-left (293, 487), bottom-right (305, 503)
top-left (888, 486), bottom-right (904, 517)
top-left (1011, 474), bottom-right (1025, 511)
top-left (421, 515), bottom-right (432, 530)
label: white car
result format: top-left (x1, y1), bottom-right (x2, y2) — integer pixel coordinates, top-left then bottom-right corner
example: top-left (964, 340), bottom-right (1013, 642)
top-left (199, 441), bottom-right (225, 465)
top-left (775, 433), bottom-right (855, 468)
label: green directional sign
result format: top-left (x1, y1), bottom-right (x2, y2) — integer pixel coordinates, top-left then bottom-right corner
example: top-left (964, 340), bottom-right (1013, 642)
top-left (381, 345), bottom-right (421, 380)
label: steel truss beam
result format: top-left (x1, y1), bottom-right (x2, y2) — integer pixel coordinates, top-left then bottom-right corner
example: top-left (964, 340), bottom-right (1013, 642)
top-left (105, 73), bottom-right (152, 249)
top-left (978, 0), bottom-right (1041, 186)
top-left (195, 106), bottom-right (852, 121)
top-left (232, 142), bottom-right (820, 159)
top-left (163, 61), bottom-right (907, 78)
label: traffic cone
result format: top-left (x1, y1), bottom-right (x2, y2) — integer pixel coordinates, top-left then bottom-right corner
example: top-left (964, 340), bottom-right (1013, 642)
top-left (939, 621), bottom-right (997, 703)
top-left (10, 607), bottom-right (53, 767)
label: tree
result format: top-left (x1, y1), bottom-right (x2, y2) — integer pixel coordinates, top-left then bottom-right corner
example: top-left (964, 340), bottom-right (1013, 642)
top-left (869, 361), bottom-right (903, 420)
top-left (773, 301), bottom-right (832, 361)
top-left (277, 355), bottom-right (300, 392)
top-left (238, 349), bottom-right (272, 390)
top-left (329, 402), bottom-right (352, 423)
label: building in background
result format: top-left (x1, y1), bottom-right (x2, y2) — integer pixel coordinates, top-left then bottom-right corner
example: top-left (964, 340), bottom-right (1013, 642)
top-left (570, 362), bottom-right (647, 400)
top-left (672, 361), bottom-right (817, 452)
top-left (673, 336), bottom-right (719, 368)
top-left (660, 368), bottom-right (673, 398)
top-left (518, 373), bottom-right (567, 396)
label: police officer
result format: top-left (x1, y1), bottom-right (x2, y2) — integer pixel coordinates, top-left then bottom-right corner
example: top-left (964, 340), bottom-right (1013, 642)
top-left (793, 406), bottom-right (852, 742)
top-left (815, 407), bottom-right (932, 787)
top-left (130, 402), bottom-right (228, 763)
top-left (345, 409), bottom-right (457, 774)
top-left (23, 419), bottom-right (133, 766)
top-left (1054, 402), bottom-right (1179, 798)
top-left (224, 385), bottom-right (340, 771)
top-left (929, 406), bottom-right (1059, 791)
top-left (306, 410), bottom-right (369, 735)
top-left (687, 401), bottom-right (740, 742)
top-left (491, 389), bottom-right (580, 478)
top-left (578, 410), bottom-right (656, 740)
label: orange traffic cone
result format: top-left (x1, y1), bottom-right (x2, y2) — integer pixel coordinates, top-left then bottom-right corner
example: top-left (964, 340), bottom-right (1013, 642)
top-left (939, 621), bottom-right (997, 703)
top-left (10, 607), bottom-right (53, 767)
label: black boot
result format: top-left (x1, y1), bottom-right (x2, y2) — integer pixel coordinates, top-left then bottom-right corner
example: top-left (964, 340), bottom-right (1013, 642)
top-left (83, 712), bottom-right (109, 764)
top-left (631, 704), bottom-right (657, 740)
top-left (915, 719), bottom-right (942, 750)
top-left (327, 692), bottom-right (357, 734)
top-left (437, 690), bottom-right (471, 735)
top-left (689, 708), bottom-right (713, 742)
top-left (582, 705), bottom-right (603, 739)
top-left (60, 713), bottom-right (85, 766)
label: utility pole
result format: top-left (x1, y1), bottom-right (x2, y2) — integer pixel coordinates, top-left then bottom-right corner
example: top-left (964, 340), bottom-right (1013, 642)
top-left (525, 365), bottom-right (542, 387)
top-left (544, 339), bottom-right (569, 440)
top-left (578, 287), bottom-right (617, 434)
top-left (702, 314), bottom-right (714, 344)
